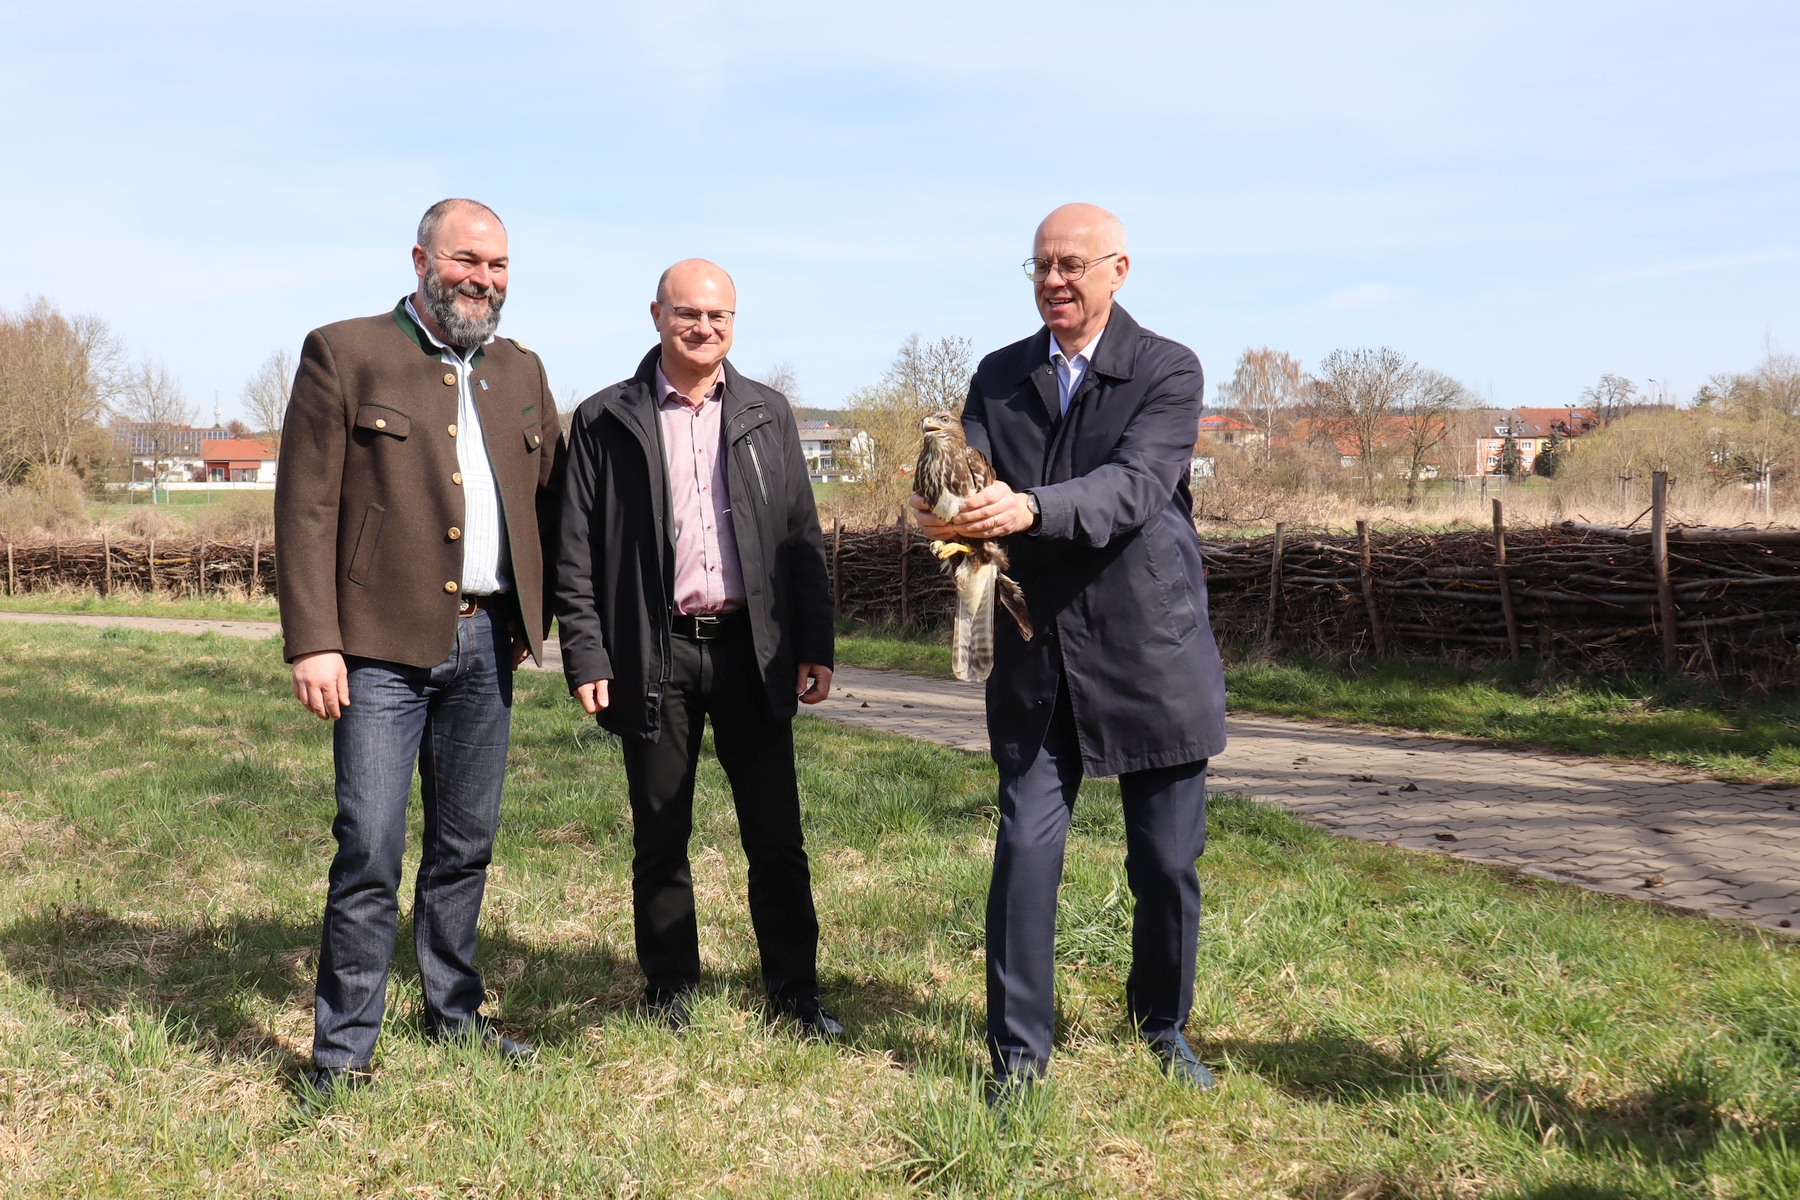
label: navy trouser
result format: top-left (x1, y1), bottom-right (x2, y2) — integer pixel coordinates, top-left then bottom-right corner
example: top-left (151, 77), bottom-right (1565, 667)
top-left (986, 678), bottom-right (1208, 1080)
top-left (312, 605), bottom-right (513, 1069)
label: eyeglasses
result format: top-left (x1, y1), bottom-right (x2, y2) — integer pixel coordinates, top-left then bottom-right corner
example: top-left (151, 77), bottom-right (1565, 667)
top-left (1022, 253), bottom-right (1118, 283)
top-left (666, 307), bottom-right (735, 329)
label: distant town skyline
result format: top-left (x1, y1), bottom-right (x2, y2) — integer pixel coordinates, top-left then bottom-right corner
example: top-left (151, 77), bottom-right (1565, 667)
top-left (4, 1), bottom-right (1797, 423)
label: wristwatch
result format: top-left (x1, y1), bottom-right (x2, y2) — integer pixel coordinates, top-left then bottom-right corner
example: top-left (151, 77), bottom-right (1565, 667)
top-left (1023, 490), bottom-right (1042, 533)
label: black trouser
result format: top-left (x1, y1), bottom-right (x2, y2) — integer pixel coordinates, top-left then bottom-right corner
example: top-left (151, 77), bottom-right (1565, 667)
top-left (986, 677), bottom-right (1208, 1080)
top-left (620, 624), bottom-right (821, 1010)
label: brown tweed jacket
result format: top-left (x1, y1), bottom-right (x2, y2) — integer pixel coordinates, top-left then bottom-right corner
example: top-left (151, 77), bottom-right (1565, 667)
top-left (274, 298), bottom-right (563, 669)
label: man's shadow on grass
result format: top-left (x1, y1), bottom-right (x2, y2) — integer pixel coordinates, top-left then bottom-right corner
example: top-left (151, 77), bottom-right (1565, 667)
top-left (1201, 1030), bottom-right (1796, 1172)
top-left (0, 905), bottom-right (985, 1078)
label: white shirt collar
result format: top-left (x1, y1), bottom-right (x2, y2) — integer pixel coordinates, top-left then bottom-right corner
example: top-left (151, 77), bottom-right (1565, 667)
top-left (1049, 326), bottom-right (1105, 368)
top-left (405, 294), bottom-right (496, 356)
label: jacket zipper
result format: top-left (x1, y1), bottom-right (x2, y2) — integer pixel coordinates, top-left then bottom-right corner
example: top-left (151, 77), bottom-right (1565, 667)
top-left (746, 437), bottom-right (770, 504)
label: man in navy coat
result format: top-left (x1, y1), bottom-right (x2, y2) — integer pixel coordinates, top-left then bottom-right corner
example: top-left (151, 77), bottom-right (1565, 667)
top-left (912, 203), bottom-right (1227, 1091)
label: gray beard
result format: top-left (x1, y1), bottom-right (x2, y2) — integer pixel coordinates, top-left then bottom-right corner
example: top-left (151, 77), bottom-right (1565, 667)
top-left (422, 265), bottom-right (504, 347)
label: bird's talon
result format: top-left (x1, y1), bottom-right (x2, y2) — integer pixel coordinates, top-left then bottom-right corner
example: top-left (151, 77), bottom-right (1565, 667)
top-left (933, 541), bottom-right (974, 560)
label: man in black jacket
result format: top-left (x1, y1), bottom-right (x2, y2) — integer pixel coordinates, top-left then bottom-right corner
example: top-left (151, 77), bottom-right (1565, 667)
top-left (913, 204), bottom-right (1228, 1091)
top-left (555, 258), bottom-right (840, 1037)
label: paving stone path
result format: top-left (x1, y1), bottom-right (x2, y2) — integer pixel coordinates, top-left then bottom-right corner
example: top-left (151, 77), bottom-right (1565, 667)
top-left (8, 609), bottom-right (1798, 934)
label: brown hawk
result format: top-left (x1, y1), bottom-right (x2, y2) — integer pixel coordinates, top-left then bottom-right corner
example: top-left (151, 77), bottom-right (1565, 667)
top-left (914, 410), bottom-right (1034, 681)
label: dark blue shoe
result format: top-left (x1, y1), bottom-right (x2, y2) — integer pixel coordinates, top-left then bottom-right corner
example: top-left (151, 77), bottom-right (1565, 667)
top-left (1150, 1034), bottom-right (1216, 1090)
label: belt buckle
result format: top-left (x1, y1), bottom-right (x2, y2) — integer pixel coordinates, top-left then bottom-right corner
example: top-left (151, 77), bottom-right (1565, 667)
top-left (458, 597), bottom-right (479, 618)
top-left (692, 614), bottom-right (720, 641)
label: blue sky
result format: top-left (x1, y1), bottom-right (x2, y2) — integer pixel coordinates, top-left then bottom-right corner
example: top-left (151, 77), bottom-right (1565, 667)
top-left (5, 1), bottom-right (1797, 421)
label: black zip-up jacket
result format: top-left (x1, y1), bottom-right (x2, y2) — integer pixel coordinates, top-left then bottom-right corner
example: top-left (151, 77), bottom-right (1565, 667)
top-left (553, 349), bottom-right (834, 739)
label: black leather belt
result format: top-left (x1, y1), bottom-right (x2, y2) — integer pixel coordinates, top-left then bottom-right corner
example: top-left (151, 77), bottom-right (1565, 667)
top-left (671, 609), bottom-right (749, 641)
top-left (458, 593), bottom-right (510, 618)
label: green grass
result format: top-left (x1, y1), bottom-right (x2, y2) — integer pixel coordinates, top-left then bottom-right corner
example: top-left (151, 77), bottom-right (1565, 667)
top-left (0, 588), bottom-right (280, 622)
top-left (836, 625), bottom-right (1800, 787)
top-left (3, 625), bottom-right (1800, 1195)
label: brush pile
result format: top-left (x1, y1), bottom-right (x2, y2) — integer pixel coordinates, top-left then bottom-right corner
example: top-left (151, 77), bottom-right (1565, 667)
top-left (2, 538), bottom-right (273, 597)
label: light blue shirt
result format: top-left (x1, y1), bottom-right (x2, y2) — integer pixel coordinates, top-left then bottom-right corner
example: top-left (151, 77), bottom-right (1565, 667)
top-left (1050, 327), bottom-right (1105, 414)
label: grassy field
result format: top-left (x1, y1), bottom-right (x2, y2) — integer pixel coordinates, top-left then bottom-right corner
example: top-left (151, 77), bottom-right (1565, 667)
top-left (2, 625), bottom-right (1800, 1196)
top-left (0, 587), bottom-right (280, 623)
top-left (833, 628), bottom-right (1800, 788)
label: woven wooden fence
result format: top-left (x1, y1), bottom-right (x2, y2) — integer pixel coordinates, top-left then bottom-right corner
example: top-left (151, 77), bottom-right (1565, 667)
top-left (11, 474), bottom-right (1800, 683)
top-left (2, 538), bottom-right (273, 598)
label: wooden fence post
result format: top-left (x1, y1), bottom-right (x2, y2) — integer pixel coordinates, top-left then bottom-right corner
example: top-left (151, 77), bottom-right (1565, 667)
top-left (1652, 471), bottom-right (1679, 673)
top-left (103, 534), bottom-right (112, 596)
top-left (1356, 520), bottom-right (1388, 657)
top-left (831, 517), bottom-right (841, 615)
top-left (1493, 499), bottom-right (1522, 663)
top-left (251, 538), bottom-right (261, 598)
top-left (1265, 521), bottom-right (1284, 642)
top-left (197, 541), bottom-right (207, 596)
top-left (897, 507), bottom-right (910, 629)
top-left (148, 538), bottom-right (157, 594)
top-left (5, 541), bottom-right (12, 596)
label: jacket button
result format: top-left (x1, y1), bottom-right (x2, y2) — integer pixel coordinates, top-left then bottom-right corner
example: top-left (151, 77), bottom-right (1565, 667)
top-left (531, 434), bottom-right (541, 446)
top-left (452, 472), bottom-right (463, 485)
top-left (447, 527), bottom-right (462, 540)
top-left (443, 373), bottom-right (456, 386)
top-left (448, 424), bottom-right (458, 436)
top-left (374, 418), bottom-right (387, 429)
top-left (444, 581), bottom-right (459, 593)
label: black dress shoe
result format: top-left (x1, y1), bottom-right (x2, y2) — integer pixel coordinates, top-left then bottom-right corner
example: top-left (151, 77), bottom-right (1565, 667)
top-left (435, 1017), bottom-right (537, 1061)
top-left (783, 1000), bottom-right (844, 1042)
top-left (299, 1065), bottom-right (371, 1108)
top-left (1149, 1033), bottom-right (1216, 1090)
top-left (650, 992), bottom-right (692, 1033)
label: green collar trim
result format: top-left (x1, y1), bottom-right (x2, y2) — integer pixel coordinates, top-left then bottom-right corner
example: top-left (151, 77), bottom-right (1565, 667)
top-left (391, 296), bottom-right (485, 370)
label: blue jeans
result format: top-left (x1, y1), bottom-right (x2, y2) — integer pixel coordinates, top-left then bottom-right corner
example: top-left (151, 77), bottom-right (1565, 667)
top-left (312, 605), bottom-right (514, 1068)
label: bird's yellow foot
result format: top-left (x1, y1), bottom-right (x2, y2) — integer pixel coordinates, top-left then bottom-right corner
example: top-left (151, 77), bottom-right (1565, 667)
top-left (931, 540), bottom-right (974, 560)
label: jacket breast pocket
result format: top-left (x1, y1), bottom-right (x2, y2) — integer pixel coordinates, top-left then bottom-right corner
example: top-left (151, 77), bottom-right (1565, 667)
top-left (522, 421), bottom-right (543, 452)
top-left (348, 503), bottom-right (386, 586)
top-left (355, 404), bottom-right (411, 438)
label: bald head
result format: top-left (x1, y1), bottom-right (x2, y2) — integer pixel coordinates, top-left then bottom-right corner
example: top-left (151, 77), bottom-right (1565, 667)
top-left (651, 258), bottom-right (738, 392)
top-left (1035, 203), bottom-right (1127, 258)
top-left (656, 258), bottom-right (736, 306)
top-left (1030, 203), bottom-right (1130, 351)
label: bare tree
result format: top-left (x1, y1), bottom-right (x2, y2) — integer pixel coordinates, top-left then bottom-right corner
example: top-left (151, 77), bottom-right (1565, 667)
top-left (1581, 373), bottom-right (1639, 424)
top-left (1313, 347), bottom-right (1415, 501)
top-left (122, 358), bottom-right (196, 489)
top-left (1218, 347), bottom-right (1308, 465)
top-left (240, 349), bottom-right (294, 448)
top-left (0, 298), bottom-right (124, 481)
top-left (888, 333), bottom-right (974, 415)
top-left (1392, 369), bottom-right (1466, 506)
top-left (841, 334), bottom-right (975, 518)
top-left (754, 361), bottom-right (801, 401)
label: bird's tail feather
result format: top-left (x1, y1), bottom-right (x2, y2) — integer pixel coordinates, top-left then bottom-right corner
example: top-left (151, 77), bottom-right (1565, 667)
top-left (953, 560), bottom-right (997, 682)
top-left (995, 572), bottom-right (1033, 642)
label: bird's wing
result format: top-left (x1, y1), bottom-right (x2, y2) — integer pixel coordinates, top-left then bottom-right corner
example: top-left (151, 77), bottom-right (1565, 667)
top-left (968, 447), bottom-right (996, 491)
top-left (952, 558), bottom-right (998, 682)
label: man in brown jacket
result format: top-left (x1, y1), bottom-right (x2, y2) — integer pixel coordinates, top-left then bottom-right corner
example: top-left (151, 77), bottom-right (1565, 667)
top-left (275, 198), bottom-right (561, 1098)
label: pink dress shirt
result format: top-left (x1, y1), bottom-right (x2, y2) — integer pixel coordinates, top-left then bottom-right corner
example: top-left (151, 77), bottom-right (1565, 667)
top-left (657, 362), bottom-right (747, 615)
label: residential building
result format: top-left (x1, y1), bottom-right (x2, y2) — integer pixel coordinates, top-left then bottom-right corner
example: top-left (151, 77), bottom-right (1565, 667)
top-left (1195, 413), bottom-right (1263, 447)
top-left (796, 421), bottom-right (868, 483)
top-left (200, 439), bottom-right (278, 483)
top-left (1473, 407), bottom-right (1597, 476)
